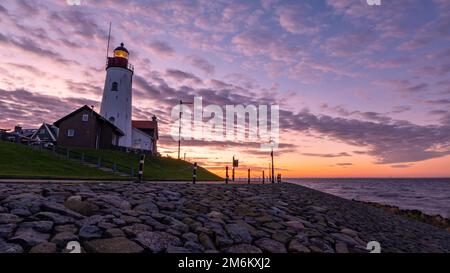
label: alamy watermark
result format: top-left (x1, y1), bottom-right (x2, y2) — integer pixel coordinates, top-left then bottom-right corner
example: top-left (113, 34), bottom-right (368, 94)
top-left (66, 241), bottom-right (81, 253)
top-left (366, 0), bottom-right (382, 6)
top-left (170, 97), bottom-right (280, 150)
top-left (66, 0), bottom-right (83, 5)
top-left (366, 241), bottom-right (381, 253)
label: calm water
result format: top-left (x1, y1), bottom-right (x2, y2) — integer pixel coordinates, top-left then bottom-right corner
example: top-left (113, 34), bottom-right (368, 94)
top-left (287, 178), bottom-right (450, 218)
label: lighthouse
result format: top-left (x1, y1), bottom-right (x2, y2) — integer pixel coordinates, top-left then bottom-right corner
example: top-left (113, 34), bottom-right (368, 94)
top-left (100, 43), bottom-right (134, 147)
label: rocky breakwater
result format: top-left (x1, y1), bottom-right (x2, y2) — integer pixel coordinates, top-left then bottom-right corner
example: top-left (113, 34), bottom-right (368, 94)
top-left (354, 200), bottom-right (450, 232)
top-left (0, 182), bottom-right (449, 253)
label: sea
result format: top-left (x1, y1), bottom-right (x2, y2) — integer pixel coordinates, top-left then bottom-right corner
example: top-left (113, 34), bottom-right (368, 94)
top-left (286, 178), bottom-right (450, 218)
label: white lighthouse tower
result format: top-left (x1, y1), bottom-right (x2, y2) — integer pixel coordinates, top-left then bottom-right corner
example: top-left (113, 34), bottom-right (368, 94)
top-left (100, 43), bottom-right (134, 147)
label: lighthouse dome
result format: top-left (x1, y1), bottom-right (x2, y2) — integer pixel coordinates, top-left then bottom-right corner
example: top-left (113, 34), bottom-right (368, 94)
top-left (114, 43), bottom-right (129, 59)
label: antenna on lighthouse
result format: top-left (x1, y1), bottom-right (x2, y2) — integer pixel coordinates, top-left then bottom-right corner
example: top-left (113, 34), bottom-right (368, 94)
top-left (106, 21), bottom-right (112, 59)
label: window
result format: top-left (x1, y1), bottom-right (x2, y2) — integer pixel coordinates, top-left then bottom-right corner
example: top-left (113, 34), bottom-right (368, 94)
top-left (82, 114), bottom-right (89, 122)
top-left (40, 128), bottom-right (45, 134)
top-left (114, 50), bottom-right (128, 59)
top-left (67, 129), bottom-right (75, 137)
top-left (111, 82), bottom-right (118, 91)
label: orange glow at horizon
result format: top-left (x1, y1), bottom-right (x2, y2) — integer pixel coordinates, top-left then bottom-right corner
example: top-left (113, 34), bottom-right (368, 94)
top-left (157, 138), bottom-right (450, 178)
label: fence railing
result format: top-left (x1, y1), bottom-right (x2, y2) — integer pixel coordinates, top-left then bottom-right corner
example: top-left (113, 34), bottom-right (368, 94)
top-left (110, 145), bottom-right (154, 155)
top-left (32, 144), bottom-right (136, 178)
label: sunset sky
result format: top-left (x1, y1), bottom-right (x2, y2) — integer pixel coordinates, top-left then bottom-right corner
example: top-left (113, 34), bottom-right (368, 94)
top-left (0, 0), bottom-right (449, 178)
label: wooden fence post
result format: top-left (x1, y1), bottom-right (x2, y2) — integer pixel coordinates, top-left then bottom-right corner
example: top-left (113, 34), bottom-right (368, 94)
top-left (248, 169), bottom-right (250, 184)
top-left (138, 154), bottom-right (145, 182)
top-left (262, 170), bottom-right (265, 184)
top-left (225, 166), bottom-right (229, 184)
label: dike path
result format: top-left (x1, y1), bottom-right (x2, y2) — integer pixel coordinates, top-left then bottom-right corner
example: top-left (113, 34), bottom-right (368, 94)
top-left (0, 181), bottom-right (449, 253)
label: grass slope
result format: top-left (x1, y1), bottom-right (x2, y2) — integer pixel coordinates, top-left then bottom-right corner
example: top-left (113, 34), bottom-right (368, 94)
top-left (69, 147), bottom-right (222, 181)
top-left (0, 141), bottom-right (121, 180)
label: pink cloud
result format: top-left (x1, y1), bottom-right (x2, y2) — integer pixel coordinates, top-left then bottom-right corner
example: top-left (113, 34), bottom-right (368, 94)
top-left (276, 3), bottom-right (322, 35)
top-left (147, 40), bottom-right (175, 57)
top-left (185, 55), bottom-right (215, 75)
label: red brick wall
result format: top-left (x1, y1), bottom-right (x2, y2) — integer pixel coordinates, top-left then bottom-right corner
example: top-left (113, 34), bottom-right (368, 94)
top-left (56, 109), bottom-right (97, 148)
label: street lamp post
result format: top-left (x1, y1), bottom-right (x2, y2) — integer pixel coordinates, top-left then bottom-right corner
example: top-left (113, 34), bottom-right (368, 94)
top-left (232, 155), bottom-right (238, 182)
top-left (271, 146), bottom-right (274, 184)
top-left (269, 138), bottom-right (275, 184)
top-left (178, 100), bottom-right (193, 159)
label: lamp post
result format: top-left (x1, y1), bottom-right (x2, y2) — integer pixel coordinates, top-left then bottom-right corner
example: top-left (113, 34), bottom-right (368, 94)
top-left (269, 139), bottom-right (275, 184)
top-left (178, 100), bottom-right (193, 159)
top-left (271, 148), bottom-right (274, 184)
top-left (232, 155), bottom-right (238, 182)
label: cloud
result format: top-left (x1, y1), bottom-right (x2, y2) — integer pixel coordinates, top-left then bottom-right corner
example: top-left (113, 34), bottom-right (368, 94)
top-left (398, 16), bottom-right (450, 51)
top-left (426, 99), bottom-right (450, 105)
top-left (390, 164), bottom-right (413, 169)
top-left (390, 106), bottom-right (411, 114)
top-left (157, 135), bottom-right (295, 151)
top-left (363, 56), bottom-right (412, 70)
top-left (147, 40), bottom-right (175, 57)
top-left (165, 69), bottom-right (202, 84)
top-left (336, 163), bottom-right (353, 166)
top-left (414, 63), bottom-right (450, 78)
top-left (428, 110), bottom-right (447, 116)
top-left (276, 3), bottom-right (321, 35)
top-left (322, 30), bottom-right (377, 57)
top-left (49, 8), bottom-right (103, 40)
top-left (0, 32), bottom-right (75, 66)
top-left (191, 2), bottom-right (257, 33)
top-left (321, 104), bottom-right (392, 123)
top-left (185, 55), bottom-right (215, 75)
top-left (374, 79), bottom-right (429, 94)
top-left (15, 0), bottom-right (39, 15)
top-left (282, 110), bottom-right (450, 164)
top-left (0, 4), bottom-right (7, 15)
top-left (207, 79), bottom-right (234, 89)
top-left (0, 88), bottom-right (98, 128)
top-left (289, 59), bottom-right (358, 84)
top-left (231, 30), bottom-right (301, 62)
top-left (302, 152), bottom-right (351, 158)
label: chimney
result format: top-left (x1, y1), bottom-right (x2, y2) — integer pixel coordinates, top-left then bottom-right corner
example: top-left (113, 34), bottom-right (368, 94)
top-left (152, 116), bottom-right (158, 141)
top-left (14, 125), bottom-right (22, 134)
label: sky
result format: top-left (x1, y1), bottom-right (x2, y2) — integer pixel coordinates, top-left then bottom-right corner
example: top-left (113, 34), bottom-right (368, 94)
top-left (0, 0), bottom-right (449, 178)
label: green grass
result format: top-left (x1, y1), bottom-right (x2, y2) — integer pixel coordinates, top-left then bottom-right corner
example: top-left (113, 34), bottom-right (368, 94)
top-left (0, 141), bottom-right (122, 180)
top-left (66, 147), bottom-right (222, 181)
